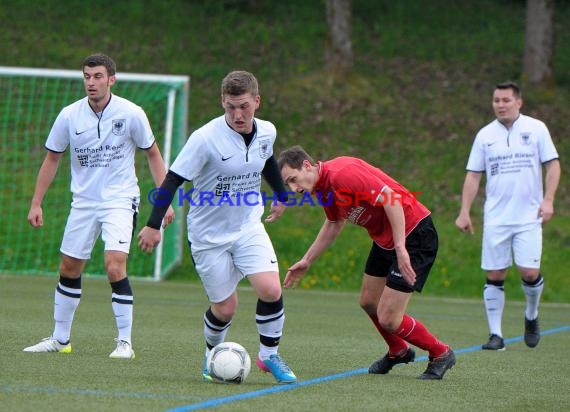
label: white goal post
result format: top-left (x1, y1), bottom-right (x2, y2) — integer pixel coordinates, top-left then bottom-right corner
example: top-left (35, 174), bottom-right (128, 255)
top-left (0, 66), bottom-right (190, 281)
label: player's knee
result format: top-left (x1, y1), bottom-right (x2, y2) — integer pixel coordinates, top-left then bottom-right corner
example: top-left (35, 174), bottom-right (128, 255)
top-left (105, 263), bottom-right (126, 281)
top-left (59, 263), bottom-right (78, 277)
top-left (519, 268), bottom-right (540, 283)
top-left (377, 314), bottom-right (399, 332)
top-left (486, 269), bottom-right (507, 281)
top-left (258, 284), bottom-right (282, 302)
top-left (104, 253), bottom-right (127, 281)
top-left (212, 302), bottom-right (237, 321)
top-left (59, 255), bottom-right (83, 276)
top-left (359, 299), bottom-right (377, 316)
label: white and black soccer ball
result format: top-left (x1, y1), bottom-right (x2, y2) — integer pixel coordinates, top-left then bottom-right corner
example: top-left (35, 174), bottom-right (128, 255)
top-left (206, 342), bottom-right (251, 384)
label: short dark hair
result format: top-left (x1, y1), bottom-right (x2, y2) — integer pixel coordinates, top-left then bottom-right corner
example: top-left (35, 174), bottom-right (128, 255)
top-left (82, 53), bottom-right (116, 76)
top-left (221, 71), bottom-right (259, 96)
top-left (495, 81), bottom-right (521, 99)
top-left (277, 145), bottom-right (315, 170)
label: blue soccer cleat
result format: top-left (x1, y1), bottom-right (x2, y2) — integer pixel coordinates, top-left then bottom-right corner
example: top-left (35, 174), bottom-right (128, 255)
top-left (202, 353), bottom-right (214, 382)
top-left (255, 354), bottom-right (297, 384)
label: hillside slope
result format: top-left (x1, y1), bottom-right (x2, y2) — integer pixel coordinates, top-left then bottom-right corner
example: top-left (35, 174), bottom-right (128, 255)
top-left (1, 0), bottom-right (568, 300)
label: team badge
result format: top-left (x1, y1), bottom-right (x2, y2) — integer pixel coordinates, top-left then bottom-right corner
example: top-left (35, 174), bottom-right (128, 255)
top-left (258, 139), bottom-right (271, 159)
top-left (112, 119), bottom-right (126, 136)
top-left (520, 132), bottom-right (531, 145)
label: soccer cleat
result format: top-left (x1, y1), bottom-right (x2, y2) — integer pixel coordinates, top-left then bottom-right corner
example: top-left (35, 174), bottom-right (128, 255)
top-left (109, 339), bottom-right (135, 359)
top-left (368, 347), bottom-right (416, 374)
top-left (256, 354), bottom-right (297, 384)
top-left (418, 348), bottom-right (456, 380)
top-left (202, 353), bottom-right (213, 382)
top-left (23, 337), bottom-right (72, 353)
top-left (482, 334), bottom-right (506, 351)
top-left (524, 317), bottom-right (540, 348)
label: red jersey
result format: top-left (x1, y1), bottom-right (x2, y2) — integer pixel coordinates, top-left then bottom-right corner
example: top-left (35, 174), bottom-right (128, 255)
top-left (313, 157), bottom-right (430, 249)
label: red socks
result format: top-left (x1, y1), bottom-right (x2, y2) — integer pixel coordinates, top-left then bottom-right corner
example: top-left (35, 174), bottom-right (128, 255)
top-left (394, 314), bottom-right (448, 358)
top-left (368, 313), bottom-right (409, 356)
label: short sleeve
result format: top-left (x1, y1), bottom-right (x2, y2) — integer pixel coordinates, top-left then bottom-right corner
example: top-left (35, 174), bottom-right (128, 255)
top-left (465, 134), bottom-right (486, 172)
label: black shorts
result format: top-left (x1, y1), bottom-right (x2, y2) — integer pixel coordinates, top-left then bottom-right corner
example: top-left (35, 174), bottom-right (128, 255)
top-left (364, 215), bottom-right (438, 293)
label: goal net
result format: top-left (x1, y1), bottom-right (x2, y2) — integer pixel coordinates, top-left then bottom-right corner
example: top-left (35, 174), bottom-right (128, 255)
top-left (0, 66), bottom-right (189, 280)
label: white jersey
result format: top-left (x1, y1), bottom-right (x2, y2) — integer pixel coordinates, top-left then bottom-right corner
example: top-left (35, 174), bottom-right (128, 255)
top-left (170, 115), bottom-right (275, 248)
top-left (466, 114), bottom-right (559, 226)
top-left (45, 94), bottom-right (155, 203)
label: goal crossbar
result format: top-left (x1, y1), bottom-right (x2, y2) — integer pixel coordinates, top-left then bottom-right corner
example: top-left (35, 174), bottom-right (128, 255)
top-left (0, 66), bottom-right (189, 84)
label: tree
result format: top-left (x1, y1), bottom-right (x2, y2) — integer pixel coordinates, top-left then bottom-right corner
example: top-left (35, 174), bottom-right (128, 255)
top-left (325, 0), bottom-right (353, 77)
top-left (523, 0), bottom-right (555, 86)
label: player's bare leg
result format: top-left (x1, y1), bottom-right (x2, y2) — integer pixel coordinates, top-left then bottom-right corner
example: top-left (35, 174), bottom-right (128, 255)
top-left (360, 275), bottom-right (416, 374)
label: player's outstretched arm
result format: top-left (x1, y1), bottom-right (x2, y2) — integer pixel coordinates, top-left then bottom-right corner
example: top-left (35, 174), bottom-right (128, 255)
top-left (284, 259), bottom-right (310, 289)
top-left (284, 219), bottom-right (345, 289)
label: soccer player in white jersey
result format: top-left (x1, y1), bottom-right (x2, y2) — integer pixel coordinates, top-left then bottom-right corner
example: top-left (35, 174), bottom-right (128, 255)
top-left (138, 70), bottom-right (297, 384)
top-left (23, 53), bottom-right (174, 359)
top-left (455, 81), bottom-right (560, 350)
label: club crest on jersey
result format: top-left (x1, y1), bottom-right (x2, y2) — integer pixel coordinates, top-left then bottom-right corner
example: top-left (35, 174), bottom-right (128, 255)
top-left (259, 139), bottom-right (271, 159)
top-left (520, 132), bottom-right (531, 145)
top-left (112, 119), bottom-right (126, 136)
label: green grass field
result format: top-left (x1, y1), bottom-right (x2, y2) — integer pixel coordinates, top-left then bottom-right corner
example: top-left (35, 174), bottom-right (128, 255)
top-left (2, 274), bottom-right (569, 411)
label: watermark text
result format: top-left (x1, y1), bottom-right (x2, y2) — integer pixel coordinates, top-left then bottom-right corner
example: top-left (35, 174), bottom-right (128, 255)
top-left (148, 188), bottom-right (422, 208)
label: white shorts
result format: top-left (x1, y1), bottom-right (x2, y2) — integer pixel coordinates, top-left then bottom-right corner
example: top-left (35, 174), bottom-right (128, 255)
top-left (481, 222), bottom-right (542, 270)
top-left (190, 223), bottom-right (279, 303)
top-left (60, 198), bottom-right (139, 260)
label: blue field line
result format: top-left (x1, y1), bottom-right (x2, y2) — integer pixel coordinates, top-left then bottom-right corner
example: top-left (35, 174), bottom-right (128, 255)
top-left (166, 325), bottom-right (570, 412)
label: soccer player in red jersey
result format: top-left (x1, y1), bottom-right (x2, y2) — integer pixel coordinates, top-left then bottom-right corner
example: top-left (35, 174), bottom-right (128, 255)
top-left (278, 145), bottom-right (455, 380)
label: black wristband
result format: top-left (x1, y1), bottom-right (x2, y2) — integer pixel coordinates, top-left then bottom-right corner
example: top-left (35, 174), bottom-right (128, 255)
top-left (145, 170), bottom-right (186, 229)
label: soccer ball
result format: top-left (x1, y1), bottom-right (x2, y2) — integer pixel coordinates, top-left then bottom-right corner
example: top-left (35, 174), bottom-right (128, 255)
top-left (206, 342), bottom-right (251, 384)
